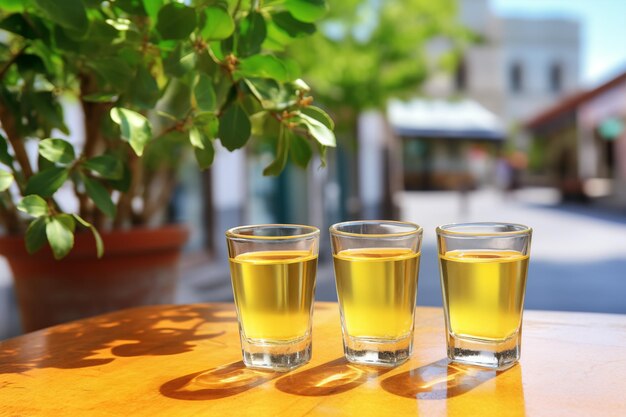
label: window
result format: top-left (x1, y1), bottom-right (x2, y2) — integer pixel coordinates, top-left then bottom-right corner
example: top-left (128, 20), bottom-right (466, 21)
top-left (509, 62), bottom-right (523, 93)
top-left (549, 62), bottom-right (563, 93)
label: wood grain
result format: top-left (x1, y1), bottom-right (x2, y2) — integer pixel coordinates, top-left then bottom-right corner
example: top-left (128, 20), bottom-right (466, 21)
top-left (1, 303), bottom-right (625, 416)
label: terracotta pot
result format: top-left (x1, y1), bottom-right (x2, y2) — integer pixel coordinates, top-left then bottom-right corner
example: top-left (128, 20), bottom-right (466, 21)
top-left (0, 225), bottom-right (189, 332)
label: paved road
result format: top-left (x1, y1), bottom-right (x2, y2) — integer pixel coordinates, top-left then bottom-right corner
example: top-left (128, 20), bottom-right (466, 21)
top-left (2, 188), bottom-right (626, 339)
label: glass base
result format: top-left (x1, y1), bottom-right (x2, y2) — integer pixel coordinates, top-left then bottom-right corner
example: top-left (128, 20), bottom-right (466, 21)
top-left (447, 332), bottom-right (520, 370)
top-left (241, 334), bottom-right (311, 372)
top-left (343, 334), bottom-right (412, 367)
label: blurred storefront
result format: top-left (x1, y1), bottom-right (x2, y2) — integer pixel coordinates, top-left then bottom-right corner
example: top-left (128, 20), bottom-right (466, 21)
top-left (388, 98), bottom-right (506, 191)
top-left (525, 70), bottom-right (626, 206)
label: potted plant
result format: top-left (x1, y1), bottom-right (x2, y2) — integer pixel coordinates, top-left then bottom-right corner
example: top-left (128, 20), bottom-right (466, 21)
top-left (0, 0), bottom-right (335, 331)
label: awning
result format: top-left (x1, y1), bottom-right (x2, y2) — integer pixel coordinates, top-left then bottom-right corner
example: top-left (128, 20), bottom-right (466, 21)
top-left (388, 98), bottom-right (506, 140)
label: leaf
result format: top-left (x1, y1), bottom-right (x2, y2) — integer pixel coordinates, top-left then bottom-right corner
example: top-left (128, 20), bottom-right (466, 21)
top-left (238, 55), bottom-right (289, 82)
top-left (0, 13), bottom-right (37, 39)
top-left (237, 11), bottom-right (267, 57)
top-left (73, 214), bottom-right (104, 258)
top-left (272, 11), bottom-right (316, 37)
top-left (290, 134), bottom-right (313, 168)
top-left (83, 175), bottom-right (116, 218)
top-left (284, 0), bottom-right (328, 23)
top-left (194, 112), bottom-right (219, 139)
top-left (107, 163), bottom-right (131, 193)
top-left (15, 54), bottom-right (47, 75)
top-left (189, 127), bottom-right (204, 149)
top-left (299, 113), bottom-right (336, 147)
top-left (194, 73), bottom-right (216, 111)
top-left (82, 155), bottom-right (123, 180)
top-left (17, 195), bottom-right (48, 218)
top-left (89, 58), bottom-right (133, 91)
top-left (201, 6), bottom-right (234, 40)
top-left (263, 127), bottom-right (290, 176)
top-left (128, 65), bottom-right (160, 109)
top-left (0, 170), bottom-right (13, 192)
top-left (46, 215), bottom-right (75, 260)
top-left (82, 93), bottom-right (119, 103)
top-left (156, 2), bottom-right (196, 40)
top-left (24, 167), bottom-right (69, 198)
top-left (144, 0), bottom-right (163, 21)
top-left (110, 107), bottom-right (152, 156)
top-left (25, 217), bottom-right (47, 255)
top-left (191, 128), bottom-right (215, 170)
top-left (244, 78), bottom-right (298, 110)
top-left (38, 138), bottom-right (75, 165)
top-left (301, 106), bottom-right (334, 129)
top-left (218, 104), bottom-right (251, 151)
top-left (0, 133), bottom-right (14, 167)
top-left (34, 0), bottom-right (88, 34)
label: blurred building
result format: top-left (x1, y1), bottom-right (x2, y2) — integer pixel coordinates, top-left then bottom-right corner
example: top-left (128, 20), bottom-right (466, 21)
top-left (427, 0), bottom-right (581, 124)
top-left (525, 70), bottom-right (626, 206)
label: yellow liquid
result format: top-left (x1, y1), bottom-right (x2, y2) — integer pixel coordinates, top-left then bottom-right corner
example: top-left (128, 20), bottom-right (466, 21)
top-left (230, 250), bottom-right (317, 341)
top-left (440, 250), bottom-right (529, 341)
top-left (333, 248), bottom-right (420, 339)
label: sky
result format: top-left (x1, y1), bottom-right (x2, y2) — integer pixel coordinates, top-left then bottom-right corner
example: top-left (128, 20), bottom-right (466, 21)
top-left (491, 0), bottom-right (626, 86)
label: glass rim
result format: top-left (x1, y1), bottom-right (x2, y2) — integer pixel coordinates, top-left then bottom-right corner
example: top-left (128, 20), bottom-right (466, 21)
top-left (225, 224), bottom-right (320, 240)
top-left (329, 220), bottom-right (423, 238)
top-left (436, 222), bottom-right (532, 237)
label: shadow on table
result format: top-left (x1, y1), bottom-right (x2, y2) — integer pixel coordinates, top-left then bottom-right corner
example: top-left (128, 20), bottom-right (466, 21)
top-left (275, 357), bottom-right (390, 396)
top-left (160, 361), bottom-right (279, 400)
top-left (381, 358), bottom-right (502, 399)
top-left (0, 304), bottom-right (234, 374)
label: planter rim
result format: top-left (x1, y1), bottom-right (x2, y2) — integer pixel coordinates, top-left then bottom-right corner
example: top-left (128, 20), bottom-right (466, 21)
top-left (0, 224), bottom-right (190, 259)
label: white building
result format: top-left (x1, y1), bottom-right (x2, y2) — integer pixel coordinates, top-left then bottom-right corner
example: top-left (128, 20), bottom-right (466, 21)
top-left (426, 0), bottom-right (581, 125)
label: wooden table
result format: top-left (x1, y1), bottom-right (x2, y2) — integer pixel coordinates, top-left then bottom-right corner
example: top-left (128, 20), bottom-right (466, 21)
top-left (1, 303), bottom-right (625, 416)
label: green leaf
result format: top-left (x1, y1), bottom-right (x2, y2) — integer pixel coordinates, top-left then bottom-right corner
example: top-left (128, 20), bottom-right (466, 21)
top-left (194, 73), bottom-right (216, 111)
top-left (0, 13), bottom-right (37, 39)
top-left (110, 107), bottom-right (152, 156)
top-left (238, 55), bottom-right (289, 82)
top-left (46, 215), bottom-right (75, 260)
top-left (201, 6), bottom-right (234, 40)
top-left (299, 113), bottom-right (336, 147)
top-left (82, 93), bottom-right (119, 103)
top-left (107, 163), bottom-right (131, 193)
top-left (244, 78), bottom-right (298, 110)
top-left (73, 214), bottom-right (104, 258)
top-left (15, 54), bottom-right (47, 75)
top-left (129, 65), bottom-right (160, 109)
top-left (34, 0), bottom-right (88, 35)
top-left (17, 195), bottom-right (48, 218)
top-left (0, 170), bottom-right (13, 192)
top-left (144, 0), bottom-right (163, 21)
top-left (82, 155), bottom-right (123, 180)
top-left (89, 58), bottom-right (133, 91)
top-left (156, 2), bottom-right (196, 40)
top-left (272, 11), bottom-right (316, 37)
top-left (189, 127), bottom-right (205, 149)
top-left (290, 134), bottom-right (313, 168)
top-left (218, 104), bottom-right (251, 151)
top-left (83, 175), bottom-right (116, 218)
top-left (24, 167), bottom-right (69, 198)
top-left (38, 138), bottom-right (75, 165)
top-left (0, 133), bottom-right (14, 167)
top-left (237, 11), bottom-right (267, 57)
top-left (194, 112), bottom-right (219, 139)
top-left (263, 126), bottom-right (290, 176)
top-left (301, 106), bottom-right (334, 129)
top-left (25, 217), bottom-right (47, 255)
top-left (191, 128), bottom-right (215, 170)
top-left (284, 0), bottom-right (328, 23)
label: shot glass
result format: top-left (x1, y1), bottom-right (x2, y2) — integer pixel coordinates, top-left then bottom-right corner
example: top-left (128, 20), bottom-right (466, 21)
top-left (329, 220), bottom-right (423, 367)
top-left (436, 222), bottom-right (532, 370)
top-left (226, 224), bottom-right (319, 371)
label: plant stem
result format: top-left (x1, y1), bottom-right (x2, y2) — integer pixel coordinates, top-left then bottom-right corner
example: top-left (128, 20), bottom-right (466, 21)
top-left (0, 107), bottom-right (33, 179)
top-left (0, 45), bottom-right (27, 82)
